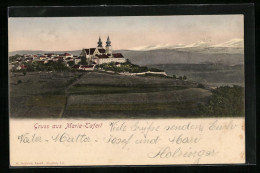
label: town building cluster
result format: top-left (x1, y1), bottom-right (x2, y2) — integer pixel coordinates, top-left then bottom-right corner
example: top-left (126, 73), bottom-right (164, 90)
top-left (9, 52), bottom-right (82, 70)
top-left (9, 36), bottom-right (126, 71)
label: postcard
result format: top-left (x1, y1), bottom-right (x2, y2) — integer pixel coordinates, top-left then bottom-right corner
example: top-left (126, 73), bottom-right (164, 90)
top-left (9, 14), bottom-right (246, 166)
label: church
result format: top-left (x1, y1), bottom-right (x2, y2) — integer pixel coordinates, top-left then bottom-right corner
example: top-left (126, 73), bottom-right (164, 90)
top-left (80, 36), bottom-right (126, 65)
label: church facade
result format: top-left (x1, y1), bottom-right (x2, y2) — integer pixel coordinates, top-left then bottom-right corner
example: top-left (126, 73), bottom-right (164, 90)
top-left (80, 36), bottom-right (126, 65)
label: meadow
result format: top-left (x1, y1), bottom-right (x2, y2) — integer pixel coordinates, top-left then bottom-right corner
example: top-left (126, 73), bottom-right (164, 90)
top-left (9, 71), bottom-right (244, 118)
top-left (9, 71), bottom-right (211, 118)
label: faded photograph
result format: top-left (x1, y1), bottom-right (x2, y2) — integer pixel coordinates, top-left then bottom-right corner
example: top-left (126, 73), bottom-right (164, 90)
top-left (8, 15), bottom-right (245, 119)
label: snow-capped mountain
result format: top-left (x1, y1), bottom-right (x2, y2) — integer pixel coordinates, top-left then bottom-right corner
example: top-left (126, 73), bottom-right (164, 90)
top-left (131, 43), bottom-right (185, 51)
top-left (183, 41), bottom-right (209, 48)
top-left (130, 38), bottom-right (244, 51)
top-left (211, 39), bottom-right (244, 48)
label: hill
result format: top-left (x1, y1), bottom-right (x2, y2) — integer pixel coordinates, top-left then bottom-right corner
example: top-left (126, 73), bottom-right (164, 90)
top-left (146, 64), bottom-right (244, 87)
top-left (9, 71), bottom-right (211, 118)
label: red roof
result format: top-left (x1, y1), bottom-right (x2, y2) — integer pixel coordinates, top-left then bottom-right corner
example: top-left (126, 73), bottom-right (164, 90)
top-left (64, 53), bottom-right (71, 56)
top-left (81, 65), bottom-right (94, 68)
top-left (96, 54), bottom-right (109, 59)
top-left (112, 53), bottom-right (124, 58)
top-left (20, 64), bottom-right (27, 69)
top-left (72, 65), bottom-right (80, 69)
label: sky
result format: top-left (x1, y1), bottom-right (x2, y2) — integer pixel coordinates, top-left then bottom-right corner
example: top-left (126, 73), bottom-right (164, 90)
top-left (8, 15), bottom-right (243, 52)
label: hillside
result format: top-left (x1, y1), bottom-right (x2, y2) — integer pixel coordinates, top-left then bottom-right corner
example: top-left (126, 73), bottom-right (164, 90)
top-left (9, 71), bottom-right (211, 118)
top-left (147, 64), bottom-right (244, 87)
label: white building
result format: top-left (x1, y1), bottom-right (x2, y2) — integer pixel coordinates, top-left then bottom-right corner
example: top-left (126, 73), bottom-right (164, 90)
top-left (74, 57), bottom-right (81, 64)
top-left (80, 36), bottom-right (126, 65)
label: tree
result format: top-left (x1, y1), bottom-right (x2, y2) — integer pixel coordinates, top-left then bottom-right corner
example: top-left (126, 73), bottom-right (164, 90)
top-left (80, 56), bottom-right (87, 65)
top-left (9, 54), bottom-right (21, 62)
top-left (183, 75), bottom-right (187, 80)
top-left (47, 66), bottom-right (54, 71)
top-left (125, 59), bottom-right (131, 64)
top-left (172, 75), bottom-right (177, 79)
top-left (178, 76), bottom-right (183, 80)
top-left (67, 61), bottom-right (75, 67)
top-left (26, 64), bottom-right (35, 71)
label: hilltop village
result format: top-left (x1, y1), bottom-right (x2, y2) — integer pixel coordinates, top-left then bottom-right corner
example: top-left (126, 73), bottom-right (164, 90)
top-left (9, 36), bottom-right (127, 71)
top-left (9, 36), bottom-right (168, 76)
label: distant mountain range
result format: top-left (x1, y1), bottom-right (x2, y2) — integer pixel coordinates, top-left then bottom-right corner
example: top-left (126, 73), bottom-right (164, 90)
top-left (120, 39), bottom-right (244, 66)
top-left (130, 38), bottom-right (244, 51)
top-left (120, 49), bottom-right (243, 66)
top-left (9, 39), bottom-right (244, 66)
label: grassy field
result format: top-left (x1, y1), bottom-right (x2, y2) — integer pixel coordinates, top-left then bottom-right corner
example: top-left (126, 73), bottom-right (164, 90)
top-left (9, 71), bottom-right (212, 118)
top-left (26, 95), bottom-right (66, 108)
top-left (9, 71), bottom-right (80, 118)
top-left (67, 102), bottom-right (195, 111)
top-left (67, 84), bottom-right (188, 95)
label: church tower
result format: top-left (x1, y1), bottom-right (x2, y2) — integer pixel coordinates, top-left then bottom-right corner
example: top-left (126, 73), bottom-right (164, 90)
top-left (105, 36), bottom-right (112, 54)
top-left (97, 36), bottom-right (103, 48)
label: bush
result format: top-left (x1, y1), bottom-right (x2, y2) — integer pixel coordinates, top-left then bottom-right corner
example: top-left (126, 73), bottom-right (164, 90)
top-left (9, 54), bottom-right (21, 62)
top-left (17, 80), bottom-right (22, 84)
top-left (149, 67), bottom-right (164, 72)
top-left (197, 83), bottom-right (205, 88)
top-left (198, 85), bottom-right (244, 117)
top-left (67, 61), bottom-right (75, 67)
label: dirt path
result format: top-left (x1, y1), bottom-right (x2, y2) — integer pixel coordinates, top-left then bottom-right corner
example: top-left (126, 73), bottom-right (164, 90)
top-left (58, 73), bottom-right (86, 118)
